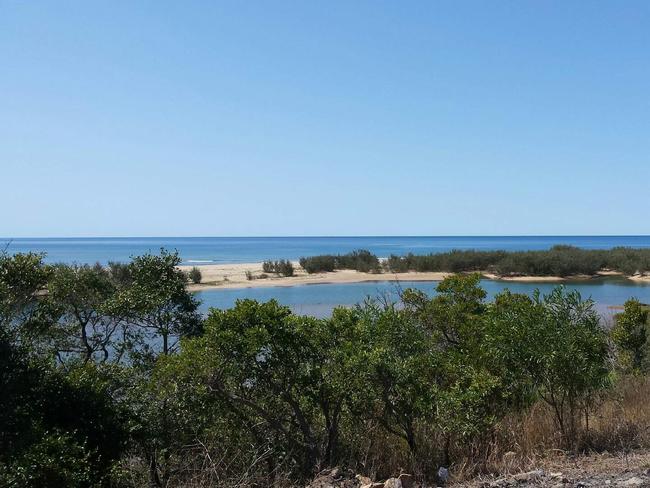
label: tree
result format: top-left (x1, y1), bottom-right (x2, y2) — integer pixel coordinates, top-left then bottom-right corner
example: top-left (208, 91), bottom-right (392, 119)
top-left (0, 251), bottom-right (56, 340)
top-left (177, 299), bottom-right (354, 477)
top-left (612, 299), bottom-right (649, 373)
top-left (0, 329), bottom-right (129, 487)
top-left (46, 264), bottom-right (127, 364)
top-left (402, 272), bottom-right (487, 348)
top-left (486, 287), bottom-right (610, 448)
top-left (331, 302), bottom-right (439, 456)
top-left (398, 274), bottom-right (505, 463)
top-left (110, 249), bottom-right (202, 357)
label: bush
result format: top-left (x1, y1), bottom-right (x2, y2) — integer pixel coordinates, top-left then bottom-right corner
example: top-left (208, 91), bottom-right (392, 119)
top-left (612, 299), bottom-right (650, 373)
top-left (0, 332), bottom-right (129, 487)
top-left (384, 247), bottom-right (650, 277)
top-left (300, 255), bottom-right (336, 273)
top-left (337, 249), bottom-right (380, 273)
top-left (485, 287), bottom-right (610, 448)
top-left (1, 431), bottom-right (93, 488)
top-left (188, 266), bottom-right (202, 284)
top-left (262, 260), bottom-right (294, 277)
top-left (300, 250), bottom-right (380, 274)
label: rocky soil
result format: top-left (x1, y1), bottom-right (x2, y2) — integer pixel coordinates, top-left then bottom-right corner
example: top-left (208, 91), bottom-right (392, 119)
top-left (307, 451), bottom-right (650, 488)
top-left (464, 451), bottom-right (650, 487)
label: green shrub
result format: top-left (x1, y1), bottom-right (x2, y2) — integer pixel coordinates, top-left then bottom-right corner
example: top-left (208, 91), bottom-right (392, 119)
top-left (1, 431), bottom-right (93, 488)
top-left (612, 299), bottom-right (650, 373)
top-left (188, 266), bottom-right (202, 284)
top-left (300, 250), bottom-right (379, 274)
top-left (262, 260), bottom-right (295, 277)
top-left (0, 333), bottom-right (129, 487)
top-left (300, 255), bottom-right (336, 273)
top-left (385, 246), bottom-right (650, 277)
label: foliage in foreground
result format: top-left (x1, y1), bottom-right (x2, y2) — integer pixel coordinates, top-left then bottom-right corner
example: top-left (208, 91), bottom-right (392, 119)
top-left (612, 299), bottom-right (650, 374)
top-left (1, 248), bottom-right (648, 487)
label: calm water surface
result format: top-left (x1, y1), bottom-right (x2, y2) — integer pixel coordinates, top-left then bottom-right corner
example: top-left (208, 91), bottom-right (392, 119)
top-left (195, 277), bottom-right (650, 318)
top-left (6, 236), bottom-right (649, 316)
top-left (4, 236), bottom-right (650, 265)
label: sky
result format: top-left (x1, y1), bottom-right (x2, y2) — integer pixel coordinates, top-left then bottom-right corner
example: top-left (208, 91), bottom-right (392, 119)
top-left (1, 1), bottom-right (649, 237)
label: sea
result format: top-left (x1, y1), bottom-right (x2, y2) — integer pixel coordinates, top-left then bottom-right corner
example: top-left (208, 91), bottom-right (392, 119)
top-left (4, 236), bottom-right (650, 317)
top-left (5, 236), bottom-right (650, 265)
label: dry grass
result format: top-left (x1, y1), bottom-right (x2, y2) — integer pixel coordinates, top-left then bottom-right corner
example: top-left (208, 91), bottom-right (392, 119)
top-left (115, 377), bottom-right (650, 487)
top-left (447, 376), bottom-right (650, 483)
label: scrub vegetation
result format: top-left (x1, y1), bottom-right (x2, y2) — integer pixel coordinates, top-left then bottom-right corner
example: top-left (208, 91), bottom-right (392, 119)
top-left (262, 259), bottom-right (295, 277)
top-left (2, 249), bottom-right (650, 487)
top-left (299, 249), bottom-right (381, 274)
top-left (301, 246), bottom-right (650, 277)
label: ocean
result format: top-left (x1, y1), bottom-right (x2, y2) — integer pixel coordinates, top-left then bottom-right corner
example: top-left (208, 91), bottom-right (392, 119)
top-left (5, 236), bottom-right (650, 316)
top-left (4, 235), bottom-right (650, 265)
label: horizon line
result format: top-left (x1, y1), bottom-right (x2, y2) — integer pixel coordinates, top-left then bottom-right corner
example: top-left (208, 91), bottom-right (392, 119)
top-left (3, 234), bottom-right (650, 239)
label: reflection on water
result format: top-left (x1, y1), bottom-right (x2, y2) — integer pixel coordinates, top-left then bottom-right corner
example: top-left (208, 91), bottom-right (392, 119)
top-left (196, 277), bottom-right (650, 319)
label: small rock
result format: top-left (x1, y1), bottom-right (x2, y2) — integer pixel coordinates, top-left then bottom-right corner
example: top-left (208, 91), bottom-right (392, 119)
top-left (437, 467), bottom-right (450, 484)
top-left (398, 474), bottom-right (414, 488)
top-left (621, 477), bottom-right (645, 487)
top-left (513, 469), bottom-right (545, 482)
top-left (383, 479), bottom-right (402, 488)
top-left (356, 474), bottom-right (372, 485)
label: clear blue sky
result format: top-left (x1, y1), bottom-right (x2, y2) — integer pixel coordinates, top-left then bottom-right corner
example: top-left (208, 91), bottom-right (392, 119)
top-left (1, 1), bottom-right (649, 237)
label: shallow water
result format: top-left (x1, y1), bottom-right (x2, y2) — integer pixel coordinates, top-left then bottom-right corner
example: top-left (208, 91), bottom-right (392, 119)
top-left (195, 277), bottom-right (650, 319)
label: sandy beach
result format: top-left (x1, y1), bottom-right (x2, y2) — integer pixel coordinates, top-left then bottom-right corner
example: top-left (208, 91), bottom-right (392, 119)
top-left (179, 262), bottom-right (646, 291)
top-left (180, 261), bottom-right (451, 291)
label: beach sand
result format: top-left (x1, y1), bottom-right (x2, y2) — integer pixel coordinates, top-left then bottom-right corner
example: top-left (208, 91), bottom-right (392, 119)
top-left (179, 262), bottom-right (642, 291)
top-left (629, 273), bottom-right (650, 283)
top-left (180, 261), bottom-right (451, 291)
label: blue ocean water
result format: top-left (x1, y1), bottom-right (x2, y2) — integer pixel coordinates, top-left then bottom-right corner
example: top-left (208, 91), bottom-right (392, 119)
top-left (3, 236), bottom-right (649, 314)
top-left (3, 236), bottom-right (650, 265)
top-left (196, 277), bottom-right (650, 319)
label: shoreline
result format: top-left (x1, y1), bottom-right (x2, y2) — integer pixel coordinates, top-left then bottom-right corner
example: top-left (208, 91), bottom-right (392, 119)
top-left (179, 262), bottom-right (650, 292)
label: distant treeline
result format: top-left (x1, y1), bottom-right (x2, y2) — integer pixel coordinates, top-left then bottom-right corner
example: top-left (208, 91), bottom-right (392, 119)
top-left (301, 246), bottom-right (650, 277)
top-left (262, 259), bottom-right (294, 277)
top-left (299, 249), bottom-right (381, 273)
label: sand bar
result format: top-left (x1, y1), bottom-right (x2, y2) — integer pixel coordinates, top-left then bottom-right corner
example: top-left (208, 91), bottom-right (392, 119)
top-left (179, 262), bottom-right (649, 291)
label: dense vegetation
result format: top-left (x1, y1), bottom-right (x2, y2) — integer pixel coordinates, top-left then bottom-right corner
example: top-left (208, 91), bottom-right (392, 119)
top-left (262, 259), bottom-right (295, 277)
top-left (301, 246), bottom-right (650, 277)
top-left (2, 248), bottom-right (650, 487)
top-left (299, 249), bottom-right (380, 274)
top-left (387, 245), bottom-right (650, 276)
